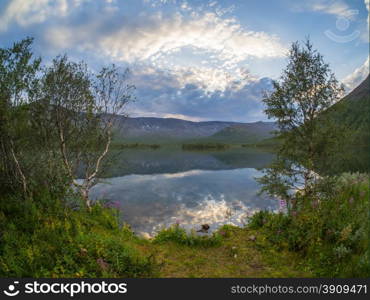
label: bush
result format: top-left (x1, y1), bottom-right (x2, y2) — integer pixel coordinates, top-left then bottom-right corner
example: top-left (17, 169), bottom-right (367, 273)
top-left (0, 193), bottom-right (159, 277)
top-left (154, 225), bottom-right (222, 247)
top-left (248, 173), bottom-right (369, 277)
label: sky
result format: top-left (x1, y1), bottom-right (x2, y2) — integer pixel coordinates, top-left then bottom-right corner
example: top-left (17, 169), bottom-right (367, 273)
top-left (0, 0), bottom-right (368, 122)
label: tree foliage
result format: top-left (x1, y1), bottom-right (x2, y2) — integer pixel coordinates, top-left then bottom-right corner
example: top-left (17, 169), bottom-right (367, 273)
top-left (0, 37), bottom-right (41, 195)
top-left (258, 39), bottom-right (345, 209)
top-left (0, 38), bottom-right (134, 208)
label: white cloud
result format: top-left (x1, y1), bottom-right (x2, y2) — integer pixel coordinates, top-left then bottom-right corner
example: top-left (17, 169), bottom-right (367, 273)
top-left (293, 0), bottom-right (353, 18)
top-left (45, 8), bottom-right (286, 68)
top-left (0, 0), bottom-right (85, 32)
top-left (42, 3), bottom-right (285, 91)
top-left (365, 0), bottom-right (369, 25)
top-left (0, 0), bottom-right (281, 121)
top-left (342, 57), bottom-right (369, 91)
top-left (167, 65), bottom-right (256, 92)
top-left (126, 64), bottom-right (272, 122)
top-left (311, 2), bottom-right (351, 17)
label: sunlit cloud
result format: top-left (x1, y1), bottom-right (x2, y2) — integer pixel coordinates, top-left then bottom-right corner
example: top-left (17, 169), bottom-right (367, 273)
top-left (1, 0), bottom-right (367, 122)
top-left (342, 57), bottom-right (369, 91)
top-left (45, 7), bottom-right (286, 66)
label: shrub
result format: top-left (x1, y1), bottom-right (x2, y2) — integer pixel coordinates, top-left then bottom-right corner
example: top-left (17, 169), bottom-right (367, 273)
top-left (248, 173), bottom-right (369, 277)
top-left (154, 225), bottom-right (222, 247)
top-left (0, 193), bottom-right (159, 277)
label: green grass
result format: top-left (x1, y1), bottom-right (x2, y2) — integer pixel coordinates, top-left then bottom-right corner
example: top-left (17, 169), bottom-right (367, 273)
top-left (146, 225), bottom-right (311, 277)
top-left (0, 195), bottom-right (159, 278)
top-left (154, 225), bottom-right (223, 247)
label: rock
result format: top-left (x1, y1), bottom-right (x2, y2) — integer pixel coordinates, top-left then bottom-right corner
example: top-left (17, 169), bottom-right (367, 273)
top-left (96, 258), bottom-right (109, 271)
top-left (79, 248), bottom-right (88, 256)
top-left (249, 235), bottom-right (257, 242)
top-left (197, 224), bottom-right (210, 233)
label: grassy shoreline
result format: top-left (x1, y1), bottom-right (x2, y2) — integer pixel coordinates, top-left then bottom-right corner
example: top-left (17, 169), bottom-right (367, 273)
top-left (1, 172), bottom-right (367, 278)
top-left (0, 200), bottom-right (311, 278)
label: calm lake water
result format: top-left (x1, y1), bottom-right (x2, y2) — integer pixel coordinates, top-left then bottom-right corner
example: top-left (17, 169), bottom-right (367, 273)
top-left (89, 147), bottom-right (277, 237)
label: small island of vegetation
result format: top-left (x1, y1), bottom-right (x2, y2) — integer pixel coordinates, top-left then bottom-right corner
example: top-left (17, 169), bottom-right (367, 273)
top-left (182, 142), bottom-right (230, 151)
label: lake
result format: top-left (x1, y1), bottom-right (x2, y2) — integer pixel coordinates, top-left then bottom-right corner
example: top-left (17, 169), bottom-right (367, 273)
top-left (88, 147), bottom-right (277, 237)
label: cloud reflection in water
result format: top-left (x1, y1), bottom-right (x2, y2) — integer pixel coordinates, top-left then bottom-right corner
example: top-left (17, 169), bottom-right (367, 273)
top-left (89, 168), bottom-right (277, 237)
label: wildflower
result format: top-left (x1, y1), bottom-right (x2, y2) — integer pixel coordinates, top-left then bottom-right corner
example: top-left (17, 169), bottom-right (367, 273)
top-left (96, 258), bottom-right (109, 271)
top-left (279, 199), bottom-right (287, 211)
top-left (348, 197), bottom-right (354, 205)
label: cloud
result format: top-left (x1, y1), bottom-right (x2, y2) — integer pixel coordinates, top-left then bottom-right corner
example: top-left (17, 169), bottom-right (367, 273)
top-left (127, 65), bottom-right (272, 122)
top-left (0, 0), bottom-right (281, 122)
top-left (365, 0), bottom-right (369, 25)
top-left (342, 57), bottom-right (369, 91)
top-left (292, 0), bottom-right (354, 18)
top-left (44, 4), bottom-right (286, 67)
top-left (0, 0), bottom-right (85, 32)
top-left (42, 1), bottom-right (285, 91)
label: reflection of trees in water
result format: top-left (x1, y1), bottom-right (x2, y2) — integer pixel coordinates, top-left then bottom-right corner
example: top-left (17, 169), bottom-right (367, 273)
top-left (315, 146), bottom-right (369, 176)
top-left (103, 148), bottom-right (275, 177)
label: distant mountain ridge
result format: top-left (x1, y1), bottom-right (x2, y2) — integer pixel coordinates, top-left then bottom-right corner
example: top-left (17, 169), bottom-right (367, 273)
top-left (210, 122), bottom-right (277, 144)
top-left (113, 116), bottom-right (277, 144)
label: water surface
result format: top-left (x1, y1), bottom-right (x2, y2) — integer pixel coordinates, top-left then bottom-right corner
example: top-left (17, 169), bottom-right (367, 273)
top-left (89, 148), bottom-right (277, 237)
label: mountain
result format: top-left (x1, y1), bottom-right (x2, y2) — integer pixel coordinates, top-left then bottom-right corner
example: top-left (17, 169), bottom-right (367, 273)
top-left (256, 75), bottom-right (370, 147)
top-left (113, 117), bottom-right (276, 144)
top-left (325, 75), bottom-right (369, 145)
top-left (209, 122), bottom-right (277, 144)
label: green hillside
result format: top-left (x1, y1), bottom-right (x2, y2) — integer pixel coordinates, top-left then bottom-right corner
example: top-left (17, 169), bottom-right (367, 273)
top-left (209, 122), bottom-right (276, 144)
top-left (257, 75), bottom-right (369, 148)
top-left (325, 75), bottom-right (369, 146)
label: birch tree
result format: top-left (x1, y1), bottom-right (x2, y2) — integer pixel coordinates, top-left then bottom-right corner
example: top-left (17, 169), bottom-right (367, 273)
top-left (258, 39), bottom-right (344, 210)
top-left (0, 38), bottom-right (41, 196)
top-left (39, 56), bottom-right (133, 208)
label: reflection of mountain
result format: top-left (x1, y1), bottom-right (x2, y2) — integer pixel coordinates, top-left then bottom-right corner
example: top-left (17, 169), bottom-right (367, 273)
top-left (114, 117), bottom-right (276, 144)
top-left (103, 148), bottom-right (275, 177)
